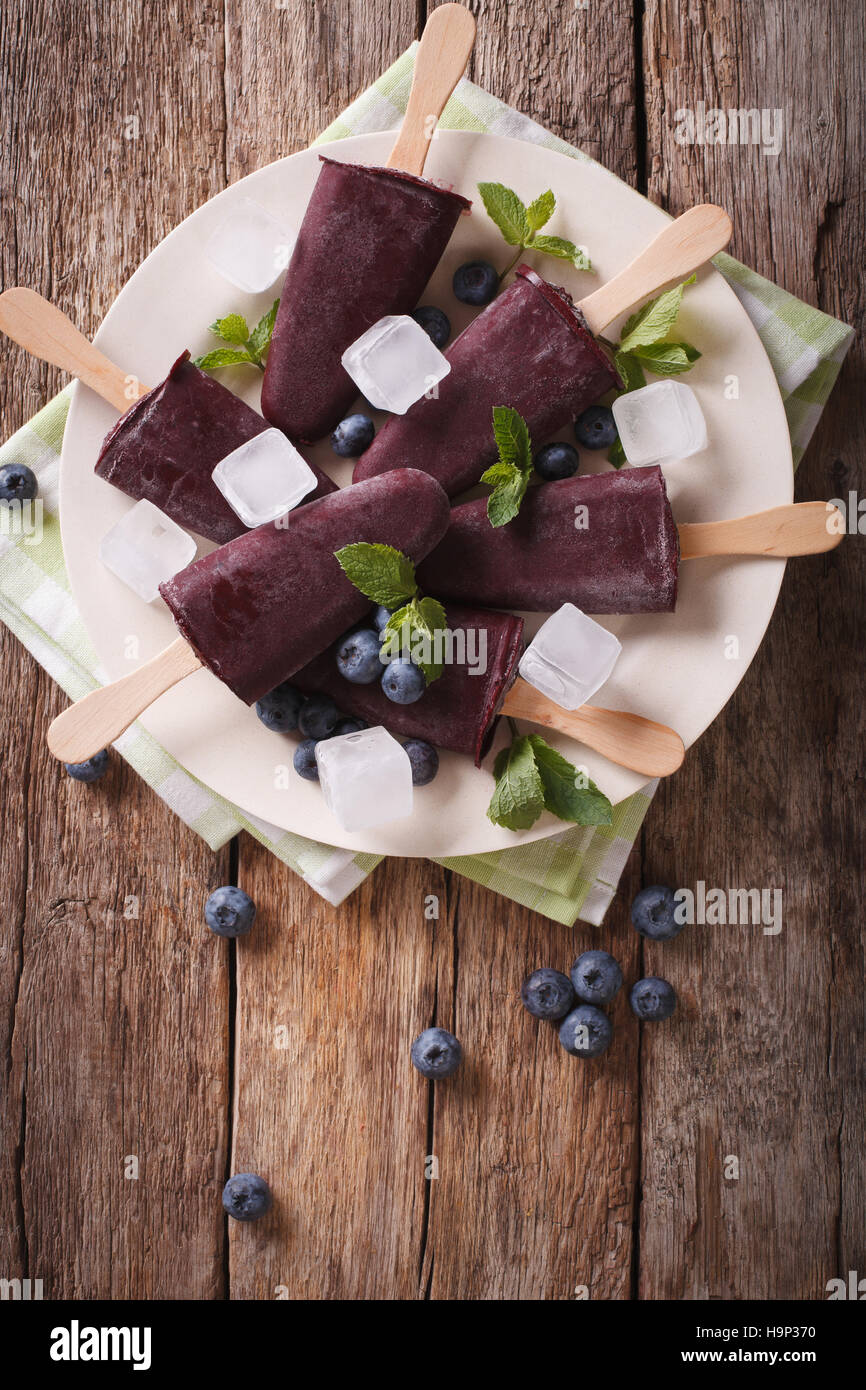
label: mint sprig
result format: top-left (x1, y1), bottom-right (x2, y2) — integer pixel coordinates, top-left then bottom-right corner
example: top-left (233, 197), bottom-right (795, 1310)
top-left (478, 182), bottom-right (592, 281)
top-left (487, 728), bottom-right (613, 831)
top-left (333, 543), bottom-right (447, 685)
top-left (481, 406), bottom-right (534, 527)
top-left (193, 300), bottom-right (279, 372)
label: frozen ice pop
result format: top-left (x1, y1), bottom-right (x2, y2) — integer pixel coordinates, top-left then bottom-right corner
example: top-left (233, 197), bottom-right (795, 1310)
top-left (353, 265), bottom-right (621, 497)
top-left (417, 466), bottom-right (679, 614)
top-left (159, 469), bottom-right (451, 705)
top-left (96, 351), bottom-right (338, 544)
top-left (292, 604), bottom-right (524, 766)
top-left (260, 156), bottom-right (470, 442)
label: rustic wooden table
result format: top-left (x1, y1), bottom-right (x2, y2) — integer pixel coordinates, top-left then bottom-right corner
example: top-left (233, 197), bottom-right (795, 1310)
top-left (1, 0), bottom-right (862, 1301)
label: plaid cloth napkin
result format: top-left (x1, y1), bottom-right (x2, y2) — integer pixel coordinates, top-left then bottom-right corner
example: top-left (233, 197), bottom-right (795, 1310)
top-left (0, 48), bottom-right (852, 923)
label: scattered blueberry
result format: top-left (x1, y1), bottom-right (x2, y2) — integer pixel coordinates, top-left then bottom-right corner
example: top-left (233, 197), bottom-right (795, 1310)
top-left (411, 1027), bottom-right (462, 1079)
top-left (559, 1004), bottom-right (613, 1058)
top-left (630, 884), bottom-right (684, 941)
top-left (453, 259), bottom-right (499, 307)
top-left (534, 441), bottom-right (580, 482)
top-left (411, 305), bottom-right (451, 349)
top-left (64, 750), bottom-right (109, 783)
top-left (381, 658), bottom-right (426, 705)
top-left (331, 413), bottom-right (375, 458)
top-left (334, 717), bottom-right (368, 736)
top-left (520, 968), bottom-right (575, 1021)
top-left (372, 605), bottom-right (393, 633)
top-left (205, 885), bottom-right (256, 938)
top-left (0, 462), bottom-right (38, 503)
top-left (293, 738), bottom-right (320, 781)
top-left (255, 680), bottom-right (303, 733)
top-left (575, 404), bottom-right (617, 450)
top-left (570, 949), bottom-right (623, 1006)
top-left (222, 1173), bottom-right (273, 1222)
top-left (298, 693), bottom-right (339, 740)
top-left (336, 627), bottom-right (383, 685)
top-left (403, 738), bottom-right (439, 786)
top-left (630, 976), bottom-right (677, 1022)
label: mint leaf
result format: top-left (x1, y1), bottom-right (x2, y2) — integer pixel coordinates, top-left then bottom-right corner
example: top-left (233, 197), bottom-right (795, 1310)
top-left (631, 342), bottom-right (698, 376)
top-left (192, 347), bottom-right (255, 369)
top-left (487, 736), bottom-right (546, 830)
top-left (484, 466), bottom-right (530, 527)
top-left (607, 435), bottom-right (627, 468)
top-left (525, 189), bottom-right (555, 233)
top-left (478, 181), bottom-right (529, 246)
top-left (384, 595), bottom-right (448, 683)
top-left (208, 313), bottom-right (250, 346)
top-left (614, 350), bottom-right (647, 393)
top-left (532, 235), bottom-right (592, 272)
top-left (492, 405), bottom-right (532, 472)
top-left (334, 543), bottom-right (417, 609)
top-left (247, 300), bottom-right (279, 363)
top-left (482, 406), bottom-right (534, 527)
top-left (527, 735), bottom-right (613, 826)
top-left (619, 274), bottom-right (696, 353)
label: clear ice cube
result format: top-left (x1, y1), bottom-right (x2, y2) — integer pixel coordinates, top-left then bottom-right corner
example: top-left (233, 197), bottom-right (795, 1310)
top-left (611, 380), bottom-right (707, 466)
top-left (518, 603), bottom-right (622, 710)
top-left (212, 428), bottom-right (318, 527)
top-left (340, 314), bottom-right (450, 414)
top-left (204, 197), bottom-right (295, 294)
top-left (99, 499), bottom-right (197, 603)
top-left (315, 726), bottom-right (414, 832)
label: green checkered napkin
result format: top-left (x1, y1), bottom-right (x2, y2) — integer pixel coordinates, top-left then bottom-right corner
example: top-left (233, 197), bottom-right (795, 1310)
top-left (0, 48), bottom-right (852, 923)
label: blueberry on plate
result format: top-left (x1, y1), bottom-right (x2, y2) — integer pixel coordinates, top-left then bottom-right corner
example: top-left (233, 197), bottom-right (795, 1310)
top-left (411, 1027), bottom-right (462, 1079)
top-left (372, 605), bottom-right (393, 633)
top-left (205, 885), bottom-right (256, 938)
top-left (222, 1173), bottom-right (273, 1222)
top-left (403, 738), bottom-right (439, 786)
top-left (570, 949), bottom-right (623, 1006)
top-left (64, 750), bottom-right (109, 783)
top-left (331, 413), bottom-right (375, 458)
top-left (381, 658), bottom-right (425, 705)
top-left (575, 404), bottom-right (617, 450)
top-left (255, 680), bottom-right (303, 733)
top-left (293, 738), bottom-right (320, 781)
top-left (0, 462), bottom-right (38, 502)
top-left (298, 693), bottom-right (339, 739)
top-left (520, 968), bottom-right (575, 1021)
top-left (336, 627), bottom-right (383, 685)
top-left (630, 884), bottom-right (684, 941)
top-left (630, 976), bottom-right (677, 1022)
top-left (558, 1004), bottom-right (613, 1058)
top-left (334, 717), bottom-right (368, 736)
top-left (453, 259), bottom-right (499, 306)
top-left (534, 441), bottom-right (580, 482)
top-left (411, 305), bottom-right (451, 349)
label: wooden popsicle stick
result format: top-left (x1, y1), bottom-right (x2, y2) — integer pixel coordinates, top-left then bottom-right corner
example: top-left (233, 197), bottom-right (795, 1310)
top-left (501, 678), bottom-right (685, 778)
top-left (679, 501), bottom-right (845, 559)
top-left (386, 4), bottom-right (476, 177)
top-left (47, 637), bottom-right (202, 764)
top-left (0, 287), bottom-right (148, 413)
top-left (578, 204), bottom-right (733, 335)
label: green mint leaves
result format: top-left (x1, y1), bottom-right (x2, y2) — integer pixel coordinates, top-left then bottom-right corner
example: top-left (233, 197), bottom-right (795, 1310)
top-left (193, 300), bottom-right (279, 372)
top-left (487, 731), bottom-right (613, 831)
top-left (481, 406), bottom-right (534, 527)
top-left (478, 182), bottom-right (592, 277)
top-left (382, 595), bottom-right (448, 684)
top-left (333, 543), bottom-right (447, 685)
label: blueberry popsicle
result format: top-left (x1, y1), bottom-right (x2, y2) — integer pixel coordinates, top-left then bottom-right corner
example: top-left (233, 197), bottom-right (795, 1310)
top-left (417, 466), bottom-right (680, 613)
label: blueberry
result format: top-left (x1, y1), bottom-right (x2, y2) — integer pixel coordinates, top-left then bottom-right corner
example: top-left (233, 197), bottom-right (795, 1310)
top-left (222, 1172), bottom-right (273, 1222)
top-left (334, 717), bottom-right (368, 736)
top-left (520, 968), bottom-right (575, 1021)
top-left (534, 441), bottom-right (580, 482)
top-left (453, 259), bottom-right (499, 306)
top-left (570, 949), bottom-right (623, 1006)
top-left (293, 738), bottom-right (320, 781)
top-left (381, 658), bottom-right (425, 705)
top-left (255, 680), bottom-right (303, 733)
top-left (298, 693), bottom-right (339, 739)
top-left (630, 884), bottom-right (684, 941)
top-left (331, 413), bottom-right (375, 458)
top-left (558, 1004), bottom-right (613, 1058)
top-left (64, 750), bottom-right (109, 783)
top-left (411, 305), bottom-right (451, 349)
top-left (372, 605), bottom-right (393, 632)
top-left (403, 738), bottom-right (439, 786)
top-left (336, 627), bottom-right (383, 685)
top-left (411, 1027), bottom-right (462, 1079)
top-left (205, 885), bottom-right (256, 938)
top-left (0, 462), bottom-right (38, 502)
top-left (575, 404), bottom-right (617, 450)
top-left (630, 976), bottom-right (677, 1022)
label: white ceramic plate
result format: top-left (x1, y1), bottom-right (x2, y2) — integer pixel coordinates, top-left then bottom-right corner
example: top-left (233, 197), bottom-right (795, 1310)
top-left (60, 130), bottom-right (792, 856)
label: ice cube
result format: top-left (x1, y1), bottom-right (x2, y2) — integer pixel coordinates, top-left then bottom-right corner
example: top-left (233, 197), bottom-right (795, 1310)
top-left (341, 314), bottom-right (450, 414)
top-left (315, 726), bottom-right (414, 832)
top-left (205, 197), bottom-right (295, 294)
top-left (519, 603), bottom-right (622, 710)
top-left (212, 428), bottom-right (318, 527)
top-left (99, 499), bottom-right (197, 603)
top-left (612, 380), bottom-right (707, 466)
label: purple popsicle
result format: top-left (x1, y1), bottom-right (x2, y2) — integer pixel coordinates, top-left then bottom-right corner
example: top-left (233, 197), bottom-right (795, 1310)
top-left (95, 351), bottom-right (338, 544)
top-left (260, 156), bottom-right (470, 442)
